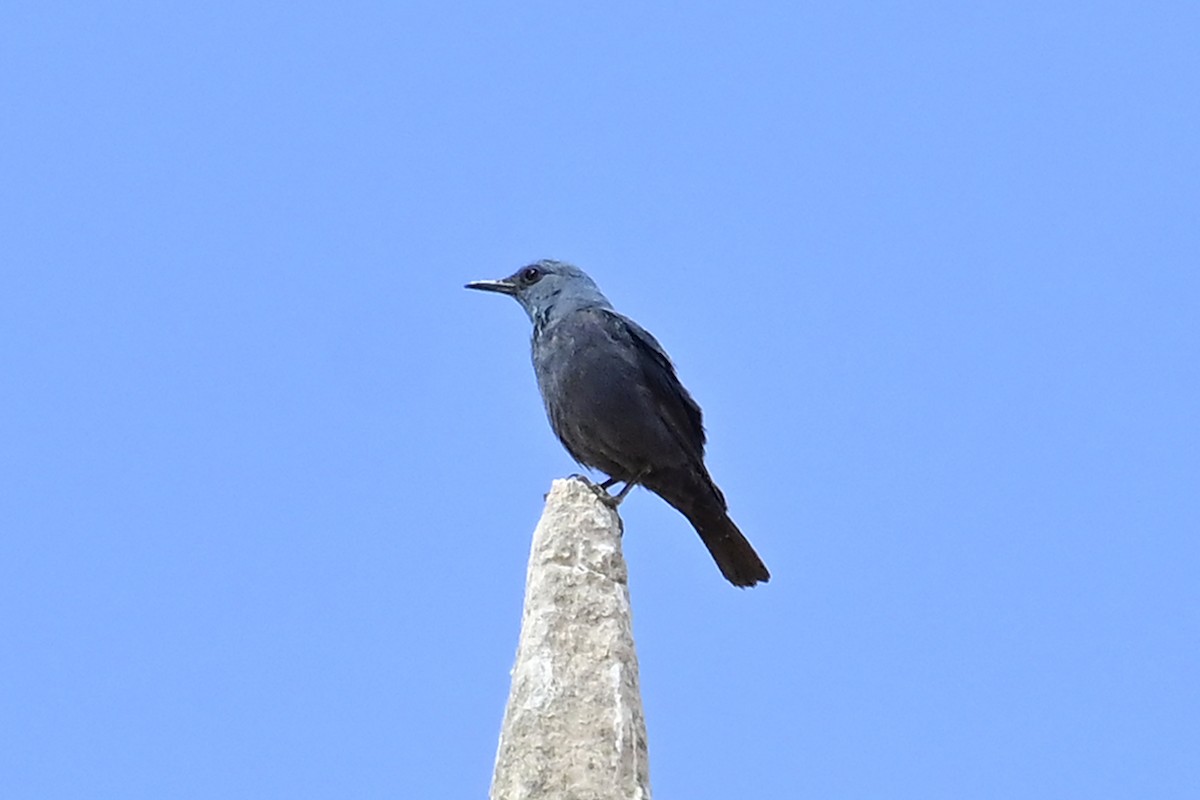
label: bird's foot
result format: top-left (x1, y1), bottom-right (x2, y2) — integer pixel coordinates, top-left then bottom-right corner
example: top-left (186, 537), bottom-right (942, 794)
top-left (577, 479), bottom-right (618, 506)
top-left (593, 470), bottom-right (648, 509)
top-left (566, 474), bottom-right (619, 506)
top-left (594, 489), bottom-right (623, 509)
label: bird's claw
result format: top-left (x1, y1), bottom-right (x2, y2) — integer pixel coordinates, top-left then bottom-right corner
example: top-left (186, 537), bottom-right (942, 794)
top-left (566, 474), bottom-right (621, 507)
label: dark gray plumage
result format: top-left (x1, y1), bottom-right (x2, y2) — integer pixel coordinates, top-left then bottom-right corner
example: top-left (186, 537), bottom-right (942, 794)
top-left (465, 259), bottom-right (770, 587)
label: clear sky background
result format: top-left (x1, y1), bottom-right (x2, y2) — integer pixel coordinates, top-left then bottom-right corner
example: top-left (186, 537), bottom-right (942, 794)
top-left (2, 3), bottom-right (1197, 798)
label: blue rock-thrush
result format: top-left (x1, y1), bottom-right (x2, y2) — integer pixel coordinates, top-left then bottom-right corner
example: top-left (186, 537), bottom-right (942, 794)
top-left (466, 260), bottom-right (770, 587)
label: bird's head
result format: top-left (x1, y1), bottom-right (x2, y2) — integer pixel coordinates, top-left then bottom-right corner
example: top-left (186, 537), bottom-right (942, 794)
top-left (465, 260), bottom-right (612, 330)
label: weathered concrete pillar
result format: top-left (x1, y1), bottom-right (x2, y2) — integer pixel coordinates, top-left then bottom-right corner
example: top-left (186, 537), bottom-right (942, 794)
top-left (490, 477), bottom-right (652, 800)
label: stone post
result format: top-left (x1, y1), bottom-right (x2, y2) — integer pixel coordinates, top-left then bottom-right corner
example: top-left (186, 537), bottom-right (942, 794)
top-left (490, 477), bottom-right (651, 800)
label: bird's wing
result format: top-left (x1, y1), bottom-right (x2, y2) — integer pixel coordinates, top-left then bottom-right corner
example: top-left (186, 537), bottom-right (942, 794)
top-left (604, 309), bottom-right (708, 461)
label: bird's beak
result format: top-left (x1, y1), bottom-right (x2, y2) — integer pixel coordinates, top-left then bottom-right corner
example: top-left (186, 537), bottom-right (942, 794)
top-left (464, 278), bottom-right (518, 296)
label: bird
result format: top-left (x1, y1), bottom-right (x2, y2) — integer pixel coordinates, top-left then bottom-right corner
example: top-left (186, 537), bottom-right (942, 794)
top-left (465, 259), bottom-right (770, 587)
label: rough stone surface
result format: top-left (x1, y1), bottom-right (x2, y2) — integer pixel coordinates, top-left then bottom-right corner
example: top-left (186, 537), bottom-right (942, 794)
top-left (490, 477), bottom-right (651, 800)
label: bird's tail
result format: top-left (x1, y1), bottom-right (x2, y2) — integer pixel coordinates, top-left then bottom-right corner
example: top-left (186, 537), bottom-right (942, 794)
top-left (689, 505), bottom-right (771, 588)
top-left (649, 469), bottom-right (771, 588)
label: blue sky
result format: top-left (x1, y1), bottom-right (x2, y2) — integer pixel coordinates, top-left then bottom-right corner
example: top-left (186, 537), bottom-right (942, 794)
top-left (2, 2), bottom-right (1197, 797)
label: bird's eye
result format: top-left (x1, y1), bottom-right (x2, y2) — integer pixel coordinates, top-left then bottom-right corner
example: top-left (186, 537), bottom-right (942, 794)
top-left (521, 266), bottom-right (542, 283)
